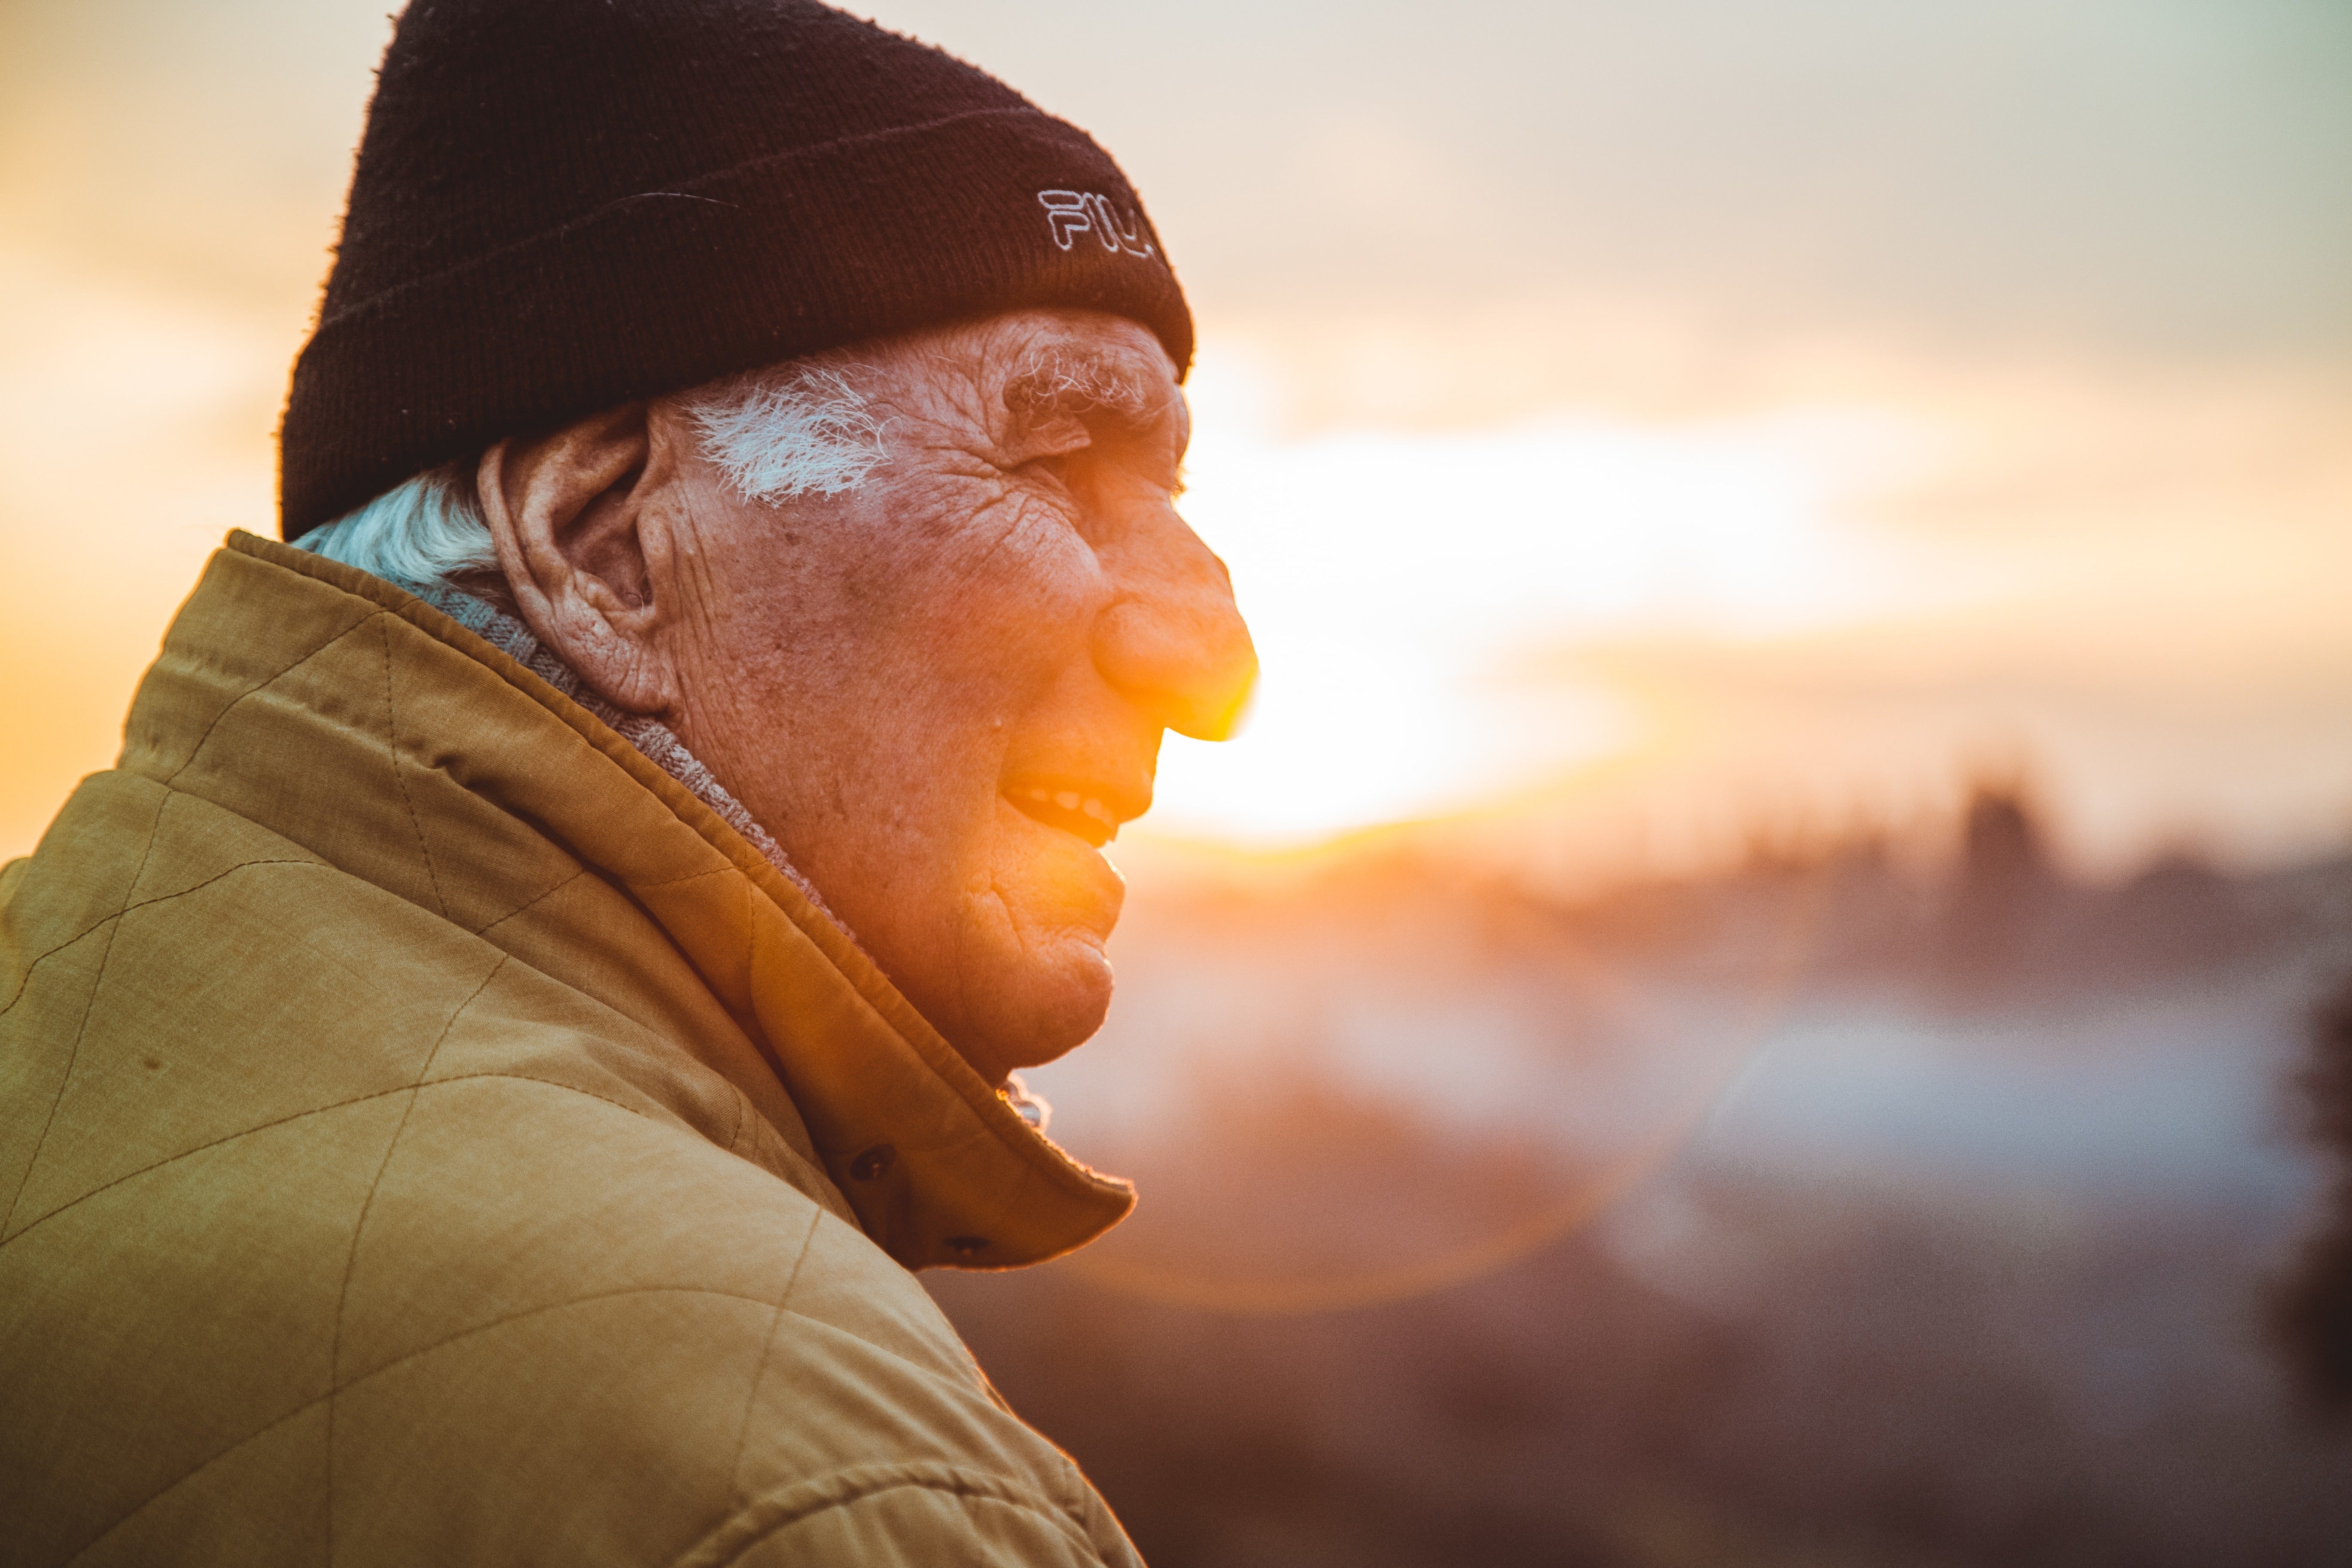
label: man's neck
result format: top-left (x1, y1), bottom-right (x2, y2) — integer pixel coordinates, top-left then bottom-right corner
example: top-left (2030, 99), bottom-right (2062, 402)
top-left (417, 582), bottom-right (854, 939)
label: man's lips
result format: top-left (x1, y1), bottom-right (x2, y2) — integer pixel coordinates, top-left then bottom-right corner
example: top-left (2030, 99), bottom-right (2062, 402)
top-left (1003, 778), bottom-right (1141, 849)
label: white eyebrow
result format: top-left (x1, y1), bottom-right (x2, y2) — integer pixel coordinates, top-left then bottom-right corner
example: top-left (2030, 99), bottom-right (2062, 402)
top-left (1000, 345), bottom-right (1173, 433)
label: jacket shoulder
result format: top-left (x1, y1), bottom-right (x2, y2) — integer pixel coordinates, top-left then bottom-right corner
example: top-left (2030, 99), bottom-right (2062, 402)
top-left (680, 1461), bottom-right (1141, 1568)
top-left (0, 774), bottom-right (1123, 1567)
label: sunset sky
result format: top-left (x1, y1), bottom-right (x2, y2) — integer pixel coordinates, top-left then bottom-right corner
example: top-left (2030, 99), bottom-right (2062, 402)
top-left (3, 0), bottom-right (2348, 878)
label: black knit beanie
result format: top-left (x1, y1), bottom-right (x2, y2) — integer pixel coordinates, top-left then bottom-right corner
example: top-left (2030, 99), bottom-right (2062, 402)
top-left (278, 0), bottom-right (1191, 539)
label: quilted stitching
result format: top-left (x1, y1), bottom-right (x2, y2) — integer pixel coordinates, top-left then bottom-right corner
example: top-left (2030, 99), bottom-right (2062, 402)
top-left (0, 542), bottom-right (1143, 1568)
top-left (0, 789), bottom-right (167, 1238)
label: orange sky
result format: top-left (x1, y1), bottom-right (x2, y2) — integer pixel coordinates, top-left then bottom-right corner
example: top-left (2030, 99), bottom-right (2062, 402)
top-left (4, 0), bottom-right (2349, 877)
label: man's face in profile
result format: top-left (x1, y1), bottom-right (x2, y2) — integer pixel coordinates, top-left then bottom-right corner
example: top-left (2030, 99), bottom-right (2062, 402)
top-left (484, 309), bottom-right (1256, 1084)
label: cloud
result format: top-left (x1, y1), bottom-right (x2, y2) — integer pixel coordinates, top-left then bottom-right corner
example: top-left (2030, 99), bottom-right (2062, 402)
top-left (3, 0), bottom-right (2346, 877)
top-left (874, 0), bottom-right (2352, 361)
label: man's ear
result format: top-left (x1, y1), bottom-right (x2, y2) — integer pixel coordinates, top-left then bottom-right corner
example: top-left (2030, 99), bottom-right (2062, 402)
top-left (476, 403), bottom-right (680, 715)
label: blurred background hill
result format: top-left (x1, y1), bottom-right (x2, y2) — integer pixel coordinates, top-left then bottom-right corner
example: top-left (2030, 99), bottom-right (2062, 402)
top-left (936, 788), bottom-right (2352, 1565)
top-left (5, 1), bottom-right (2350, 1562)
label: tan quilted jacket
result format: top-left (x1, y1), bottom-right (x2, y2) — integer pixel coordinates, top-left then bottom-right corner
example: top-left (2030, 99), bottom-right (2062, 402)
top-left (0, 533), bottom-right (1142, 1567)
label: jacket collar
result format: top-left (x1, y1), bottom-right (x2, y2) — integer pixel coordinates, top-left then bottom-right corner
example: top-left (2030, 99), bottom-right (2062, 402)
top-left (128, 531), bottom-right (1133, 1268)
top-left (408, 578), bottom-right (857, 932)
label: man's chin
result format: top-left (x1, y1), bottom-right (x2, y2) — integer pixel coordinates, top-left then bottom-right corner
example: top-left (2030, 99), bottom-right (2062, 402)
top-left (954, 816), bottom-right (1126, 1080)
top-left (971, 934), bottom-right (1116, 1079)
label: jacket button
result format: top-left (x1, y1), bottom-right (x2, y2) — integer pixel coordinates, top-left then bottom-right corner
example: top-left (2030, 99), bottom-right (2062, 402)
top-left (850, 1145), bottom-right (895, 1181)
top-left (943, 1236), bottom-right (990, 1257)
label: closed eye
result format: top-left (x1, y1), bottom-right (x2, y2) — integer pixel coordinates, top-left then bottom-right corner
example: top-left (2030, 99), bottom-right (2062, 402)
top-left (1022, 453), bottom-right (1072, 487)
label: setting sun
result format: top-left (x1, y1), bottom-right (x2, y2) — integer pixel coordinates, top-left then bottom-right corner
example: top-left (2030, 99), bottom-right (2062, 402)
top-left (8, 2), bottom-right (2352, 1562)
top-left (1151, 344), bottom-right (1944, 845)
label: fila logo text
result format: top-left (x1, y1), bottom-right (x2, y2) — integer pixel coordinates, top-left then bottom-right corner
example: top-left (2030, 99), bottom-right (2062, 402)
top-left (1038, 190), bottom-right (1157, 258)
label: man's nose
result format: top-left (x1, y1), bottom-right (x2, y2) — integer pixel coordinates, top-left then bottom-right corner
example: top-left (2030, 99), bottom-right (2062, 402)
top-left (1092, 516), bottom-right (1258, 742)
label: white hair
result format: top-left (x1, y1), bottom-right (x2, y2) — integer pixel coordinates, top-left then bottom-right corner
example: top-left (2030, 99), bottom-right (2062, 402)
top-left (297, 360), bottom-right (886, 593)
top-left (296, 463), bottom-right (497, 591)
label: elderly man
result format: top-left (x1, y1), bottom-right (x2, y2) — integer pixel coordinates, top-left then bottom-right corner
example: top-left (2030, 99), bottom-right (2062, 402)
top-left (0, 2), bottom-right (1251, 1564)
